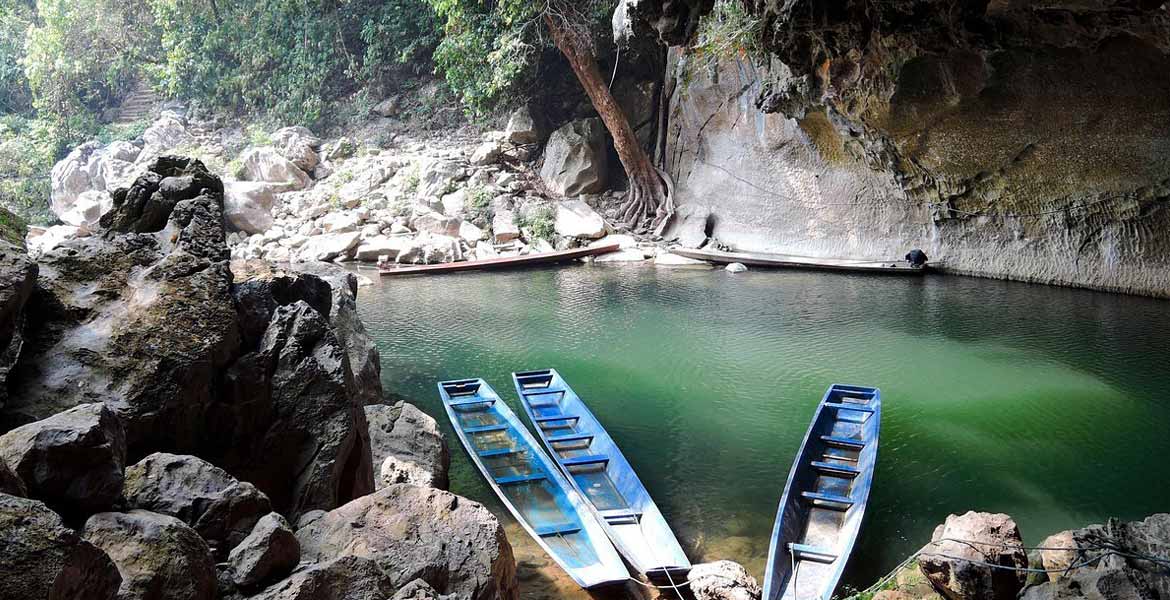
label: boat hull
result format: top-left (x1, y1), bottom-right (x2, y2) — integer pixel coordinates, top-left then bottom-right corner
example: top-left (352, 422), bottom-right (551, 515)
top-left (762, 384), bottom-right (882, 600)
top-left (437, 378), bottom-right (628, 589)
top-left (512, 369), bottom-right (691, 580)
top-left (671, 248), bottom-right (928, 274)
top-left (380, 243), bottom-right (621, 277)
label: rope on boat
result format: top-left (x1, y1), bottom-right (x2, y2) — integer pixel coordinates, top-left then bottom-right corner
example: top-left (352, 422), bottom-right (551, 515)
top-left (858, 535), bottom-right (1170, 596)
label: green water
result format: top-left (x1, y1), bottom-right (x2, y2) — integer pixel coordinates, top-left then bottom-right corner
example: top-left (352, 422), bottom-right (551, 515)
top-left (356, 263), bottom-right (1170, 593)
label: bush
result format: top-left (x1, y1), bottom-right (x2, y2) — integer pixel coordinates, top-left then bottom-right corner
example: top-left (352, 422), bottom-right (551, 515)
top-left (517, 205), bottom-right (555, 242)
top-left (693, 0), bottom-right (761, 66)
top-left (0, 115), bottom-right (73, 225)
top-left (0, 4), bottom-right (33, 115)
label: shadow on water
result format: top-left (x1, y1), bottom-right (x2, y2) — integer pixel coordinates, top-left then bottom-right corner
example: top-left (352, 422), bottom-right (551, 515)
top-left (354, 264), bottom-right (1170, 597)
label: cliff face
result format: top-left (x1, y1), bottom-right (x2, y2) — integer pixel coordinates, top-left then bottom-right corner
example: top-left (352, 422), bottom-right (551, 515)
top-left (656, 0), bottom-right (1170, 296)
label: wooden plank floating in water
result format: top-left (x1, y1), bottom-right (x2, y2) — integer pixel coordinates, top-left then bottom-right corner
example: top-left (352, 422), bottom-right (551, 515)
top-left (512, 368), bottom-right (693, 581)
top-left (436, 378), bottom-right (628, 590)
top-left (379, 243), bottom-right (621, 277)
top-left (763, 384), bottom-right (882, 600)
top-left (671, 247), bottom-right (930, 274)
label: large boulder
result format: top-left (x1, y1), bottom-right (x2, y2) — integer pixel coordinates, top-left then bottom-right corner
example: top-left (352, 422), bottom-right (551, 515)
top-left (0, 229), bottom-right (36, 408)
top-left (296, 485), bottom-right (517, 600)
top-left (504, 106), bottom-right (541, 145)
top-left (665, 203), bottom-right (712, 249)
top-left (228, 512), bottom-right (301, 589)
top-left (687, 560), bottom-right (762, 600)
top-left (273, 127), bottom-right (322, 173)
top-left (251, 555), bottom-right (396, 600)
top-left (1024, 514), bottom-right (1170, 600)
top-left (224, 181), bottom-right (279, 234)
top-left (354, 235), bottom-right (411, 262)
top-left (50, 141), bottom-right (103, 217)
top-left (396, 232), bottom-right (462, 265)
top-left (0, 403), bottom-right (126, 516)
top-left (122, 452), bottom-right (273, 557)
top-left (555, 198), bottom-right (608, 239)
top-left (411, 212), bottom-right (462, 238)
top-left (241, 147), bottom-right (311, 191)
top-left (539, 119), bottom-right (607, 196)
top-left (366, 403), bottom-right (449, 490)
top-left (297, 232), bottom-right (362, 262)
top-left (211, 301), bottom-right (374, 520)
top-left (83, 510), bottom-right (217, 600)
top-left (141, 113), bottom-right (192, 157)
top-left (59, 190), bottom-right (113, 228)
top-left (492, 210), bottom-right (521, 243)
top-left (229, 260), bottom-right (334, 348)
top-left (0, 493), bottom-right (122, 600)
top-left (4, 157), bottom-right (241, 456)
top-left (416, 158), bottom-right (464, 202)
top-left (919, 511), bottom-right (1028, 600)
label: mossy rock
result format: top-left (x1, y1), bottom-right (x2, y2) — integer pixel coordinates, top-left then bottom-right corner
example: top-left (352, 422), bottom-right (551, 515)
top-left (0, 206), bottom-right (27, 247)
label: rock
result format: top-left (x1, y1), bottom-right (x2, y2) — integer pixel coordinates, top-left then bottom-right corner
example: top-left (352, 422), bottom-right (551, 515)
top-left (0, 403), bottom-right (126, 516)
top-left (919, 511), bottom-right (1028, 600)
top-left (416, 158), bottom-right (463, 202)
top-left (229, 260), bottom-right (334, 349)
top-left (554, 198), bottom-right (607, 239)
top-left (0, 493), bottom-right (122, 600)
top-left (337, 158), bottom-right (399, 207)
top-left (297, 232), bottom-right (362, 261)
top-left (1023, 514), bottom-right (1170, 600)
top-left (411, 212), bottom-right (462, 238)
top-left (473, 242), bottom-right (499, 261)
top-left (589, 234), bottom-right (638, 249)
top-left (215, 301), bottom-right (374, 520)
top-left (393, 579), bottom-right (456, 600)
top-left (667, 204), bottom-right (712, 249)
top-left (504, 107), bottom-right (540, 145)
top-left (25, 224), bottom-right (80, 257)
top-left (366, 403), bottom-right (449, 490)
top-left (250, 555), bottom-right (396, 600)
top-left (459, 221), bottom-right (485, 244)
top-left (354, 235), bottom-right (410, 262)
top-left (224, 181), bottom-right (279, 234)
top-left (323, 137), bottom-right (357, 162)
top-left (274, 127), bottom-right (321, 172)
top-left (320, 211), bottom-right (364, 234)
top-left (241, 147), bottom-right (311, 191)
top-left (372, 97), bottom-right (401, 118)
top-left (654, 250), bottom-right (710, 266)
top-left (687, 560), bottom-right (762, 600)
top-left (83, 510), bottom-right (216, 600)
top-left (872, 592), bottom-right (915, 600)
top-left (492, 210), bottom-right (521, 242)
top-left (471, 141), bottom-right (504, 166)
top-left (440, 189), bottom-right (467, 216)
top-left (725, 262), bottom-right (748, 273)
top-left (296, 485), bottom-right (517, 600)
top-left (0, 232), bottom-right (36, 408)
top-left (122, 453), bottom-right (272, 557)
top-left (50, 141), bottom-right (102, 217)
top-left (5, 157), bottom-right (240, 457)
top-left (0, 459), bottom-right (26, 496)
top-left (229, 512), bottom-right (300, 588)
top-left (141, 113), bottom-right (191, 157)
top-left (59, 190), bottom-right (113, 228)
top-left (396, 233), bottom-right (462, 265)
top-left (593, 248), bottom-right (647, 263)
top-left (539, 119), bottom-right (607, 196)
top-left (288, 261), bottom-right (384, 407)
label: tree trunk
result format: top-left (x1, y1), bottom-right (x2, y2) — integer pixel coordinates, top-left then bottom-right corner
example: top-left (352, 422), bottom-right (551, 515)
top-left (545, 16), bottom-right (674, 234)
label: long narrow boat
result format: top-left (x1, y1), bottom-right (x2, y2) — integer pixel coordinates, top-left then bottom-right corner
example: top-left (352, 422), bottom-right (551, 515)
top-left (437, 378), bottom-right (629, 589)
top-left (380, 243), bottom-right (620, 277)
top-left (511, 369), bottom-right (692, 581)
top-left (671, 247), bottom-right (928, 274)
top-left (763, 384), bottom-right (882, 600)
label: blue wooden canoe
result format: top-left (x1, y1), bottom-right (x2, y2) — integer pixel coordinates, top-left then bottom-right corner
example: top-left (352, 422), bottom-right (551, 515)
top-left (511, 369), bottom-right (692, 581)
top-left (437, 378), bottom-right (628, 589)
top-left (762, 384), bottom-right (882, 600)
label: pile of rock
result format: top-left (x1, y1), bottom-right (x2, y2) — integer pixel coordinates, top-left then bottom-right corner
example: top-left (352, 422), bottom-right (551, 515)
top-left (0, 159), bottom-right (517, 600)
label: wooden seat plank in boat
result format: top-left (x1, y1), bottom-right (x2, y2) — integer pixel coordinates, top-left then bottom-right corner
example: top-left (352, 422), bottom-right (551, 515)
top-left (512, 369), bottom-right (692, 581)
top-left (438, 378), bottom-right (627, 589)
top-left (763, 384), bottom-right (882, 600)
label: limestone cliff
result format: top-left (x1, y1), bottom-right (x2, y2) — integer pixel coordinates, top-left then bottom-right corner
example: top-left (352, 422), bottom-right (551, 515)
top-left (647, 0), bottom-right (1170, 296)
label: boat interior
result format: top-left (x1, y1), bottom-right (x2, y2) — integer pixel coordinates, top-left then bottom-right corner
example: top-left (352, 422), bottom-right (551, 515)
top-left (439, 379), bottom-right (603, 568)
top-left (771, 384), bottom-right (880, 600)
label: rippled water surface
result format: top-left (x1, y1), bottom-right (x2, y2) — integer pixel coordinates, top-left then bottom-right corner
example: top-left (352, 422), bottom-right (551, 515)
top-left (355, 263), bottom-right (1170, 597)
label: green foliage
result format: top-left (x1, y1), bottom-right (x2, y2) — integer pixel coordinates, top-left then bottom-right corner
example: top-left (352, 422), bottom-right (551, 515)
top-left (0, 114), bottom-right (71, 225)
top-left (23, 0), bottom-right (152, 121)
top-left (517, 205), bottom-right (555, 242)
top-left (0, 3), bottom-right (33, 114)
top-left (0, 205), bottom-right (27, 245)
top-left (467, 184), bottom-right (493, 221)
top-left (97, 118), bottom-right (151, 144)
top-left (149, 0), bottom-right (442, 127)
top-left (693, 0), bottom-right (761, 65)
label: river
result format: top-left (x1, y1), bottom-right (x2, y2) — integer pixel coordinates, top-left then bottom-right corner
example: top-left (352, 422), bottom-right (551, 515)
top-left (355, 262), bottom-right (1170, 598)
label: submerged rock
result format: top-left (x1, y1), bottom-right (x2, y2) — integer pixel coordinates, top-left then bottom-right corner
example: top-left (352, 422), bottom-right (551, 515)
top-left (296, 484), bottom-right (517, 600)
top-left (366, 403), bottom-right (449, 490)
top-left (122, 452), bottom-right (272, 557)
top-left (725, 262), bottom-right (748, 273)
top-left (0, 493), bottom-right (122, 600)
top-left (0, 403), bottom-right (126, 516)
top-left (919, 511), bottom-right (1028, 600)
top-left (687, 560), bottom-right (762, 600)
top-left (83, 510), bottom-right (217, 600)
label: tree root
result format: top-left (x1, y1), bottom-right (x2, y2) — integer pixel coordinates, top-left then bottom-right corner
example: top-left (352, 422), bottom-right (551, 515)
top-left (618, 166), bottom-right (676, 235)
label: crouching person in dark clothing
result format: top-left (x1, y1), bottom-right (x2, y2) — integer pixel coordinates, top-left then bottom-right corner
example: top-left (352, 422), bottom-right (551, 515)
top-left (905, 249), bottom-right (928, 268)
